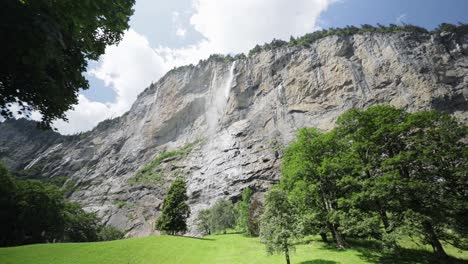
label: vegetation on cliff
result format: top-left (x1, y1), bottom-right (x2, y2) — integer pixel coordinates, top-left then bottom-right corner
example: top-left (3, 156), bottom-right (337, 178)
top-left (248, 23), bottom-right (468, 56)
top-left (129, 140), bottom-right (201, 185)
top-left (185, 23), bottom-right (468, 67)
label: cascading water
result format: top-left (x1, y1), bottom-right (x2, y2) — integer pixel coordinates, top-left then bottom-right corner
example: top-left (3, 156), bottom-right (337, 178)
top-left (197, 61), bottom-right (237, 219)
top-left (224, 61), bottom-right (236, 100)
top-left (206, 61), bottom-right (236, 135)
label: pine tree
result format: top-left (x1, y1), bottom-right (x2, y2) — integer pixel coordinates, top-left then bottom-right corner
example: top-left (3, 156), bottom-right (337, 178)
top-left (155, 178), bottom-right (190, 235)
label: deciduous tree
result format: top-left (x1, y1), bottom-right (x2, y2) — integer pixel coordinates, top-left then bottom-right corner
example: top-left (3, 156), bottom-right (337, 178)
top-left (0, 0), bottom-right (135, 127)
top-left (260, 188), bottom-right (302, 264)
top-left (209, 198), bottom-right (237, 234)
top-left (236, 187), bottom-right (253, 233)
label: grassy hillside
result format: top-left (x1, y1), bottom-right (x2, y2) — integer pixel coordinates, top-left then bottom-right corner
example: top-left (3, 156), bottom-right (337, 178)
top-left (1, 234), bottom-right (467, 264)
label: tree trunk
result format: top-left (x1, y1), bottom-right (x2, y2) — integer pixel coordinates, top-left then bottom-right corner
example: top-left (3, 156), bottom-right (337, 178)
top-left (334, 228), bottom-right (346, 250)
top-left (320, 232), bottom-right (328, 243)
top-left (377, 202), bottom-right (391, 233)
top-left (284, 244), bottom-right (290, 264)
top-left (327, 221), bottom-right (336, 242)
top-left (327, 221), bottom-right (337, 242)
top-left (328, 222), bottom-right (345, 249)
top-left (380, 210), bottom-right (390, 231)
top-left (423, 221), bottom-right (448, 259)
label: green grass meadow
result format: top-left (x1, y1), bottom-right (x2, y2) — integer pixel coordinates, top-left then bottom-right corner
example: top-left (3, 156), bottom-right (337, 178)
top-left (1, 234), bottom-right (467, 264)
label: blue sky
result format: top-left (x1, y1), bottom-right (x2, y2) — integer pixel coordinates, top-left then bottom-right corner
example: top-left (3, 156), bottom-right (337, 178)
top-left (321, 0), bottom-right (468, 29)
top-left (56, 0), bottom-right (468, 134)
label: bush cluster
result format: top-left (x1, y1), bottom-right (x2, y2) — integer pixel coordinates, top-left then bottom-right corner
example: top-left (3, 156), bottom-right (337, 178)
top-left (0, 164), bottom-right (124, 246)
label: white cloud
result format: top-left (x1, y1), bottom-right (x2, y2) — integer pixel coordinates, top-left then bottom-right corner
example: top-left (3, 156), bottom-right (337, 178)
top-left (176, 27), bottom-right (187, 37)
top-left (56, 0), bottom-right (334, 134)
top-left (55, 29), bottom-right (169, 134)
top-left (172, 11), bottom-right (181, 21)
top-left (155, 0), bottom-right (334, 67)
top-left (190, 0), bottom-right (334, 53)
top-left (155, 40), bottom-right (214, 66)
top-left (172, 11), bottom-right (187, 38)
top-left (53, 95), bottom-right (113, 134)
top-left (88, 29), bottom-right (168, 115)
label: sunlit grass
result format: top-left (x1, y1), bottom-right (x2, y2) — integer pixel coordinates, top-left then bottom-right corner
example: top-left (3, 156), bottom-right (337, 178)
top-left (0, 233), bottom-right (466, 264)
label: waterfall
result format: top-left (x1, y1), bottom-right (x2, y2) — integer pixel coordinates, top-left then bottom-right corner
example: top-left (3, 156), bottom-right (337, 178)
top-left (206, 61), bottom-right (236, 135)
top-left (25, 143), bottom-right (63, 170)
top-left (224, 61), bottom-right (236, 99)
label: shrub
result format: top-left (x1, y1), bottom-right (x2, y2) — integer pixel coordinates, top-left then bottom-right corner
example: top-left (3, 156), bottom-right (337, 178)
top-left (98, 226), bottom-right (125, 241)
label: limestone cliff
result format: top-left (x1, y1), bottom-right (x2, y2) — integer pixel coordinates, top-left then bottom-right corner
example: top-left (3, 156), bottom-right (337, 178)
top-left (1, 31), bottom-right (467, 237)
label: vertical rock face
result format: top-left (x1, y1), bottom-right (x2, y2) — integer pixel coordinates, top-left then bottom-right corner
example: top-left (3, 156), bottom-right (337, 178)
top-left (1, 31), bottom-right (467, 237)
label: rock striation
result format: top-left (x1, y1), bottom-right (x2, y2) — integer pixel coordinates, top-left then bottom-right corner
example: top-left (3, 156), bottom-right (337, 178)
top-left (1, 31), bottom-right (467, 237)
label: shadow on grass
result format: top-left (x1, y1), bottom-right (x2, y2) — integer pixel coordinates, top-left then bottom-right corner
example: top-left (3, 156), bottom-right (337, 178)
top-left (344, 239), bottom-right (468, 264)
top-left (170, 235), bottom-right (215, 241)
top-left (301, 238), bottom-right (467, 264)
top-left (185, 236), bottom-right (215, 241)
top-left (355, 246), bottom-right (468, 264)
top-left (299, 260), bottom-right (340, 264)
top-left (211, 231), bottom-right (244, 236)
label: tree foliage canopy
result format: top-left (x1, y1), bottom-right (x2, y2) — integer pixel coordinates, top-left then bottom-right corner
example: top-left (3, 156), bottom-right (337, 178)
top-left (236, 187), bottom-right (253, 233)
top-left (209, 198), bottom-right (237, 234)
top-left (0, 0), bottom-right (135, 127)
top-left (0, 163), bottom-right (123, 246)
top-left (155, 178), bottom-right (190, 235)
top-left (280, 106), bottom-right (467, 258)
top-left (195, 198), bottom-right (238, 235)
top-left (260, 188), bottom-right (303, 264)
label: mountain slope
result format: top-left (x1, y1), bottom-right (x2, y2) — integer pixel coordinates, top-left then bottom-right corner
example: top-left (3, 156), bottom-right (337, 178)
top-left (0, 30), bottom-right (467, 237)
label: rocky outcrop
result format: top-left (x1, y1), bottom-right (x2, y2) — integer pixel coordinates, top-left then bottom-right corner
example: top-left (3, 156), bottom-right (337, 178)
top-left (1, 31), bottom-right (467, 237)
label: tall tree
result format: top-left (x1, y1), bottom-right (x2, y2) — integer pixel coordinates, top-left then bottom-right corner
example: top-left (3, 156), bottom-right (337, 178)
top-left (336, 106), bottom-right (468, 258)
top-left (209, 198), bottom-right (237, 234)
top-left (63, 202), bottom-right (100, 242)
top-left (236, 187), bottom-right (253, 234)
top-left (0, 0), bottom-right (134, 127)
top-left (195, 209), bottom-right (212, 235)
top-left (281, 128), bottom-right (356, 249)
top-left (386, 111), bottom-right (468, 258)
top-left (15, 179), bottom-right (66, 244)
top-left (0, 163), bottom-right (124, 245)
top-left (260, 188), bottom-right (302, 264)
top-left (0, 163), bottom-right (18, 246)
top-left (247, 198), bottom-right (263, 237)
top-left (336, 106), bottom-right (408, 248)
top-left (155, 178), bottom-right (190, 235)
